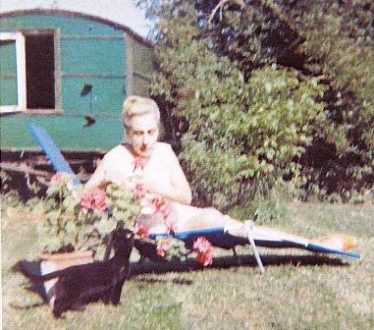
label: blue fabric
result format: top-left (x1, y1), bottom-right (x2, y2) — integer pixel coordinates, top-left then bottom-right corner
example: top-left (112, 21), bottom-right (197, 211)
top-left (27, 123), bottom-right (81, 185)
top-left (149, 227), bottom-right (225, 241)
top-left (306, 243), bottom-right (361, 259)
top-left (151, 229), bottom-right (360, 259)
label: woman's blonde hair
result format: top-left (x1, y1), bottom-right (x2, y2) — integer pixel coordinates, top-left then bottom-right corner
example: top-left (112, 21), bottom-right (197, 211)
top-left (122, 96), bottom-right (160, 128)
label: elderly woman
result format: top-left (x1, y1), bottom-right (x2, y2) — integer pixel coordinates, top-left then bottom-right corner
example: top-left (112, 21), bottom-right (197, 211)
top-left (85, 96), bottom-right (356, 251)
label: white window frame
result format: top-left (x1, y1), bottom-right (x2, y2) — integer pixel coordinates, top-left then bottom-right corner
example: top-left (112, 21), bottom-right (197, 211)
top-left (0, 32), bottom-right (26, 113)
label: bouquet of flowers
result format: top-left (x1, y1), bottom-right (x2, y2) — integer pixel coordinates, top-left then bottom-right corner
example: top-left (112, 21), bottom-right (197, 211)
top-left (40, 172), bottom-right (215, 266)
top-left (38, 173), bottom-right (140, 253)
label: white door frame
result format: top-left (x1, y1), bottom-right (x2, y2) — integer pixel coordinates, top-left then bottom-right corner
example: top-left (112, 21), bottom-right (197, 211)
top-left (0, 32), bottom-right (27, 112)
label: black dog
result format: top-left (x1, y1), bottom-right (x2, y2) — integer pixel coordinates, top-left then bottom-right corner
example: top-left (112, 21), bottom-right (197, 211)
top-left (27, 222), bottom-right (134, 318)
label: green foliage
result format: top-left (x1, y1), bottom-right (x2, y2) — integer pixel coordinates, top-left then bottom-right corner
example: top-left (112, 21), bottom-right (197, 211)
top-left (0, 170), bottom-right (21, 208)
top-left (141, 0), bottom-right (373, 204)
top-left (155, 237), bottom-right (188, 261)
top-left (106, 183), bottom-right (141, 224)
top-left (147, 2), bottom-right (324, 209)
top-left (180, 64), bottom-right (324, 208)
top-left (0, 170), bottom-right (11, 192)
top-left (228, 181), bottom-right (290, 224)
top-left (287, 0), bottom-right (374, 197)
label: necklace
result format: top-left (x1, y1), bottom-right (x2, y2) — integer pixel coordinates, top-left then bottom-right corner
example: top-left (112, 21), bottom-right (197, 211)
top-left (133, 156), bottom-right (148, 171)
top-left (122, 143), bottom-right (151, 171)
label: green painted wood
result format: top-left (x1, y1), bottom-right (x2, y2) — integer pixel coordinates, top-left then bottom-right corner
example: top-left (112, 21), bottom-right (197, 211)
top-left (61, 77), bottom-right (125, 115)
top-left (59, 36), bottom-right (126, 116)
top-left (0, 14), bottom-right (124, 36)
top-left (0, 114), bottom-right (125, 151)
top-left (60, 39), bottom-right (125, 75)
top-left (0, 13), bottom-right (141, 150)
top-left (0, 40), bottom-right (18, 105)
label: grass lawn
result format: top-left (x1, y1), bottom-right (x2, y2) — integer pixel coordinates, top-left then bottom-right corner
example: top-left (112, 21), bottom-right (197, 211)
top-left (1, 200), bottom-right (373, 329)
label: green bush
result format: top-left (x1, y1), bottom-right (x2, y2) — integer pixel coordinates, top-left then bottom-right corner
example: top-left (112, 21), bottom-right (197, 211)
top-left (150, 13), bottom-right (324, 209)
top-left (141, 0), bottom-right (373, 205)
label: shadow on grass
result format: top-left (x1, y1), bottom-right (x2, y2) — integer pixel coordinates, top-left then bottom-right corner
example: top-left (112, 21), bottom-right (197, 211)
top-left (11, 253), bottom-right (349, 310)
top-left (129, 253), bottom-right (349, 276)
top-left (134, 277), bottom-right (194, 285)
top-left (12, 260), bottom-right (49, 303)
top-left (9, 302), bottom-right (46, 310)
top-left (13, 253), bottom-right (349, 281)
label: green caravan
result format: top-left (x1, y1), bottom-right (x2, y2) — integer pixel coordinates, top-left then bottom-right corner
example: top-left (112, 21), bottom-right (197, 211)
top-left (0, 9), bottom-right (153, 152)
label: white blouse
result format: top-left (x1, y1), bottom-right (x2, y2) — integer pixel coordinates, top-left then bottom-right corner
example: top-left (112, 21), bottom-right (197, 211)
top-left (85, 142), bottom-right (211, 231)
top-left (86, 142), bottom-right (185, 194)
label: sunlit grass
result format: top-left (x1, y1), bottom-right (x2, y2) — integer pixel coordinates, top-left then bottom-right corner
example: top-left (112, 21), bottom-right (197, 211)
top-left (2, 197), bottom-right (373, 329)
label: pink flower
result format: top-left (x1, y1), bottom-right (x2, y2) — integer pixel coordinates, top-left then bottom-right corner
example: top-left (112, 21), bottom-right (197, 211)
top-left (133, 157), bottom-right (148, 171)
top-left (193, 236), bottom-right (212, 253)
top-left (152, 197), bottom-right (170, 219)
top-left (50, 172), bottom-right (66, 185)
top-left (81, 194), bottom-right (94, 211)
top-left (193, 236), bottom-right (213, 266)
top-left (156, 238), bottom-right (173, 257)
top-left (164, 220), bottom-right (176, 234)
top-left (134, 222), bottom-right (149, 239)
top-left (133, 183), bottom-right (148, 199)
top-left (159, 204), bottom-right (170, 219)
top-left (81, 188), bottom-right (107, 212)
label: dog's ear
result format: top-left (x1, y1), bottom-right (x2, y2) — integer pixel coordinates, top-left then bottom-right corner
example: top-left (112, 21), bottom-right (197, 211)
top-left (104, 231), bottom-right (114, 261)
top-left (116, 220), bottom-right (125, 229)
top-left (125, 231), bottom-right (134, 240)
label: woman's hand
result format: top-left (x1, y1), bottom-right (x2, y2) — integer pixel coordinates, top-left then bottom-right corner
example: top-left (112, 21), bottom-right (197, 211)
top-left (142, 174), bottom-right (191, 205)
top-left (141, 175), bottom-right (169, 197)
top-left (127, 175), bottom-right (161, 199)
top-left (129, 144), bottom-right (192, 205)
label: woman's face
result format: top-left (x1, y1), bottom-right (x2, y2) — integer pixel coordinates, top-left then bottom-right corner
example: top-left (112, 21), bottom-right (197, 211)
top-left (127, 113), bottom-right (159, 157)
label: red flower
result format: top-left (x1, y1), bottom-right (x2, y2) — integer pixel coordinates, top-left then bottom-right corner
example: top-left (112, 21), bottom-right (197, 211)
top-left (134, 222), bottom-right (149, 239)
top-left (50, 172), bottom-right (66, 185)
top-left (133, 183), bottom-right (148, 199)
top-left (196, 250), bottom-right (213, 266)
top-left (193, 236), bottom-right (213, 266)
top-left (81, 188), bottom-right (107, 212)
top-left (156, 238), bottom-right (173, 257)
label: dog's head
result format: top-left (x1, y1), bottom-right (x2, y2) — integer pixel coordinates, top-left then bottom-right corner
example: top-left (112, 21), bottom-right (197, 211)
top-left (111, 225), bottom-right (135, 259)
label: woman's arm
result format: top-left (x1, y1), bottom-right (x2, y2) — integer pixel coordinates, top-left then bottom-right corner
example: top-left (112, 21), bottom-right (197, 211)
top-left (144, 145), bottom-right (192, 204)
top-left (168, 146), bottom-right (192, 204)
top-left (84, 157), bottom-right (107, 192)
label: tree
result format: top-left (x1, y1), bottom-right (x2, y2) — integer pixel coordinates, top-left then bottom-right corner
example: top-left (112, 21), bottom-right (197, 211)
top-left (140, 0), bottom-right (373, 205)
